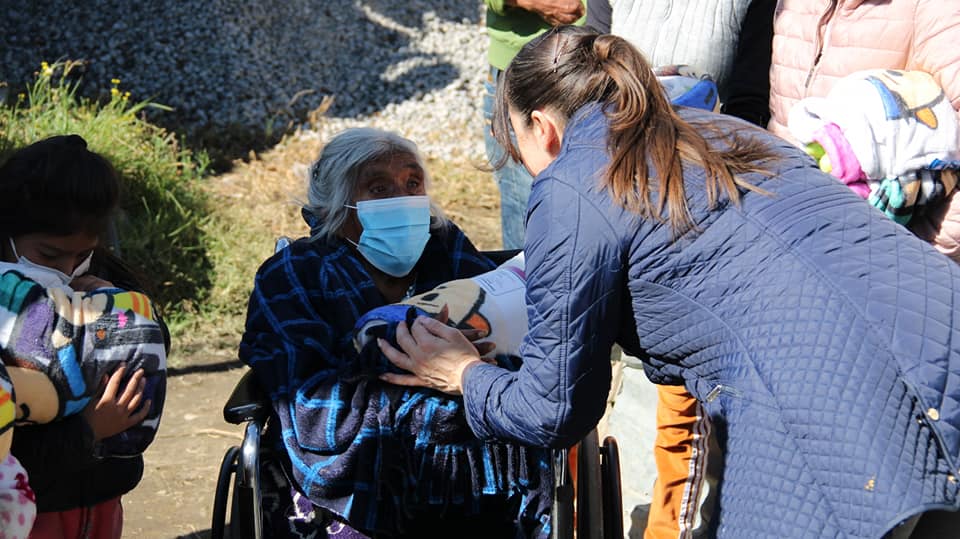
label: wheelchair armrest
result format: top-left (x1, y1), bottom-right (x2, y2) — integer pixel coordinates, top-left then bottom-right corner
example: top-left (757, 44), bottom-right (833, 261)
top-left (224, 370), bottom-right (271, 425)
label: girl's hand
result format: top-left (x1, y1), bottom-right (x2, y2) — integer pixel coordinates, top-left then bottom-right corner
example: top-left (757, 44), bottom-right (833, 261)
top-left (83, 366), bottom-right (152, 441)
top-left (70, 275), bottom-right (114, 291)
top-left (378, 315), bottom-right (487, 395)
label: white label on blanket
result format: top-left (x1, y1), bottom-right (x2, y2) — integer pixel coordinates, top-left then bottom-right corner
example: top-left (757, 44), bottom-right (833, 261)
top-left (473, 268), bottom-right (524, 297)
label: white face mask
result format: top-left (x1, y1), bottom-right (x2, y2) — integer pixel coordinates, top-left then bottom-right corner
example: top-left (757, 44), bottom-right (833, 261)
top-left (9, 238), bottom-right (93, 288)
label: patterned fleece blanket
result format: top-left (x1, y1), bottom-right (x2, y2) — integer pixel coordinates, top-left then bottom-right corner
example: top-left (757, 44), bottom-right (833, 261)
top-left (0, 268), bottom-right (166, 457)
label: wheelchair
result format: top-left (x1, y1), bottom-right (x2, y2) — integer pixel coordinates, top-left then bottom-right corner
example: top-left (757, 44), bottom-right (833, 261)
top-left (211, 246), bottom-right (624, 539)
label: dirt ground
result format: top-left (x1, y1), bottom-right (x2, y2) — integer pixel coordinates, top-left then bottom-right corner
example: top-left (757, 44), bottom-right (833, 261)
top-left (123, 365), bottom-right (248, 539)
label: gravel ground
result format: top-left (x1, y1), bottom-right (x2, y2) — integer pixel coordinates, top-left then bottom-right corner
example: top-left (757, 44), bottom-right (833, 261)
top-left (1, 0), bottom-right (489, 161)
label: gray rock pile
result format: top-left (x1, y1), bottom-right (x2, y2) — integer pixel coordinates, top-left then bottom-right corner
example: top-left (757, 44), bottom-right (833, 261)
top-left (0, 0), bottom-right (490, 161)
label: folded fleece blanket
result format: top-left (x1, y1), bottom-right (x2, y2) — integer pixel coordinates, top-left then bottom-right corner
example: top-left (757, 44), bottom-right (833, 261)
top-left (0, 267), bottom-right (166, 457)
top-left (353, 252), bottom-right (527, 369)
top-left (789, 69), bottom-right (960, 224)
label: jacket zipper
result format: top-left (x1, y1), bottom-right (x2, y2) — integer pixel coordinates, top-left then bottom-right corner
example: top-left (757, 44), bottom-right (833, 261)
top-left (705, 384), bottom-right (744, 402)
top-left (803, 0), bottom-right (840, 92)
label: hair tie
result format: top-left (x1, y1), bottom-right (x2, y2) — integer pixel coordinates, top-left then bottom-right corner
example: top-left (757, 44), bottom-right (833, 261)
top-left (552, 36), bottom-right (566, 73)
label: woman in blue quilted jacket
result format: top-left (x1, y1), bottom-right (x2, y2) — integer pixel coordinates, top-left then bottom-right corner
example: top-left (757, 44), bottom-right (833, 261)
top-left (378, 25), bottom-right (960, 538)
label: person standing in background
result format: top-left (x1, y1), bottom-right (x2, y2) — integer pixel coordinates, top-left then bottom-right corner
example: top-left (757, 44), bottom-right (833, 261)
top-left (766, 0), bottom-right (960, 265)
top-left (483, 0), bottom-right (585, 250)
top-left (587, 0), bottom-right (775, 127)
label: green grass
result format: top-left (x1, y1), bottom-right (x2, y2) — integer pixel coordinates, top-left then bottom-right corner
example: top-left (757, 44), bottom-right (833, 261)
top-left (0, 61), bottom-right (213, 319)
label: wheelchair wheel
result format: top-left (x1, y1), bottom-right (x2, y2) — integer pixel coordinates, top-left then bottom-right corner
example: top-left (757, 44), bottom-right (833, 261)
top-left (212, 446), bottom-right (240, 539)
top-left (601, 437), bottom-right (624, 539)
top-left (577, 430), bottom-right (604, 539)
top-left (552, 448), bottom-right (575, 539)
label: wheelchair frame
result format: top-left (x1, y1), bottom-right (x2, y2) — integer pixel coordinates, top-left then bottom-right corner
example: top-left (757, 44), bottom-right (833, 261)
top-left (211, 247), bottom-right (623, 539)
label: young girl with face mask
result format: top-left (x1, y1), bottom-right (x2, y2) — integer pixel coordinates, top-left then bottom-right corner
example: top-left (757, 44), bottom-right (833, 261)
top-left (0, 135), bottom-right (168, 539)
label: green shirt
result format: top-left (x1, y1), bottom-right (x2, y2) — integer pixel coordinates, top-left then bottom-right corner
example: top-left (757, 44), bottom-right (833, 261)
top-left (485, 0), bottom-right (586, 71)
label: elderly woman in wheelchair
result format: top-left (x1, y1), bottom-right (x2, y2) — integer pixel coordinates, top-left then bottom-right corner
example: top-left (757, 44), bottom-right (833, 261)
top-left (237, 127), bottom-right (554, 538)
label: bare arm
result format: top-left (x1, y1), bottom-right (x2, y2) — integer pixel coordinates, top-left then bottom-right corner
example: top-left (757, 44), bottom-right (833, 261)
top-left (507, 0), bottom-right (584, 26)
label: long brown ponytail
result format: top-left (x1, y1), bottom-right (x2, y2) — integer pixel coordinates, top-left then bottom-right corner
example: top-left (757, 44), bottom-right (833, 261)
top-left (493, 26), bottom-right (775, 236)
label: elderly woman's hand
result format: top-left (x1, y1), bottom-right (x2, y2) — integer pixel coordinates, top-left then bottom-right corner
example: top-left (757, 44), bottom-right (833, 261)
top-left (378, 315), bottom-right (489, 395)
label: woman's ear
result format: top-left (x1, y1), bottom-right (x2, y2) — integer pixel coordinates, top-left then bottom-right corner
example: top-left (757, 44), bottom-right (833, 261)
top-left (530, 109), bottom-right (563, 160)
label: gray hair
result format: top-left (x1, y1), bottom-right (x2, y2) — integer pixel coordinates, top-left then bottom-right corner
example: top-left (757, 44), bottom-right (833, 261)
top-left (304, 127), bottom-right (447, 242)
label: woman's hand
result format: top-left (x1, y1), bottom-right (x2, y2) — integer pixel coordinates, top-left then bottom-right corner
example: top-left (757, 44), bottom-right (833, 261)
top-left (83, 366), bottom-right (152, 441)
top-left (378, 315), bottom-right (488, 395)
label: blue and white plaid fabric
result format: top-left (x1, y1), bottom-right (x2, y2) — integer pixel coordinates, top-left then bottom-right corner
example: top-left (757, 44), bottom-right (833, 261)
top-left (239, 222), bottom-right (552, 538)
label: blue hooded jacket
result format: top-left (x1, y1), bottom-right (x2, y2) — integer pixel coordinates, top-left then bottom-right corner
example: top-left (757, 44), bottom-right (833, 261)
top-left (463, 104), bottom-right (960, 538)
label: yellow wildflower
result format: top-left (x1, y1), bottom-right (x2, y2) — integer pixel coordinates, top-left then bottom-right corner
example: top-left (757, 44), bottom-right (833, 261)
top-left (40, 61), bottom-right (52, 76)
top-left (111, 78), bottom-right (120, 86)
top-left (111, 87), bottom-right (120, 97)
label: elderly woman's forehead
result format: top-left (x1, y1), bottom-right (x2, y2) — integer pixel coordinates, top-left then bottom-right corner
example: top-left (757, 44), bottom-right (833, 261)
top-left (359, 152), bottom-right (423, 181)
top-left (359, 151), bottom-right (421, 172)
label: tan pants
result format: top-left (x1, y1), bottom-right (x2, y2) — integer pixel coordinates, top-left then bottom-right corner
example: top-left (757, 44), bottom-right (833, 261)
top-left (596, 345), bottom-right (626, 441)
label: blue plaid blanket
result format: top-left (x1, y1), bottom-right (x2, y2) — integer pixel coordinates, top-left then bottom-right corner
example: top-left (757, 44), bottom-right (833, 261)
top-left (239, 222), bottom-right (552, 538)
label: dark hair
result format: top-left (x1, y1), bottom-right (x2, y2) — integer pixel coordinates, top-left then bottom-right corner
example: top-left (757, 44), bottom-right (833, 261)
top-left (0, 136), bottom-right (161, 314)
top-left (493, 26), bottom-right (774, 236)
top-left (0, 134), bottom-right (120, 238)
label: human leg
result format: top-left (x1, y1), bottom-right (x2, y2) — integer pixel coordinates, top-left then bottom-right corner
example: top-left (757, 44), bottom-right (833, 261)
top-left (483, 66), bottom-right (534, 250)
top-left (260, 452), bottom-right (369, 539)
top-left (28, 497), bottom-right (120, 539)
top-left (88, 497), bottom-right (123, 539)
top-left (644, 385), bottom-right (718, 539)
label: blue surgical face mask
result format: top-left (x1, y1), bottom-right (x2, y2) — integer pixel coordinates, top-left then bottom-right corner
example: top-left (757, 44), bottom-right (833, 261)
top-left (345, 195), bottom-right (431, 277)
top-left (9, 237), bottom-right (93, 288)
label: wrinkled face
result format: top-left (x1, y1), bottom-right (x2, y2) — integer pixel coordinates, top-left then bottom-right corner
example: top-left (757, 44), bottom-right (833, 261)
top-left (509, 108), bottom-right (554, 177)
top-left (341, 152), bottom-right (429, 242)
top-left (354, 152), bottom-right (427, 203)
top-left (9, 231), bottom-right (98, 276)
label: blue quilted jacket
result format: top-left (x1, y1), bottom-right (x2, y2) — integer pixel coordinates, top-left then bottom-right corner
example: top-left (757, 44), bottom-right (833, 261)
top-left (463, 104), bottom-right (960, 537)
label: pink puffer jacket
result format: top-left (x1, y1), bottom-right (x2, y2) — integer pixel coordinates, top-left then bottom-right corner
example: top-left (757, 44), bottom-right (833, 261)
top-left (769, 0), bottom-right (960, 262)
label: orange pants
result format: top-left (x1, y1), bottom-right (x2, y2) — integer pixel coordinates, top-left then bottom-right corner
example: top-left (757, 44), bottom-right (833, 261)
top-left (28, 497), bottom-right (122, 539)
top-left (645, 385), bottom-right (717, 539)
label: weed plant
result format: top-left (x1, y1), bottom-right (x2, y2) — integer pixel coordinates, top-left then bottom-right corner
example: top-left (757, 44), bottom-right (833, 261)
top-left (0, 61), bottom-right (213, 316)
